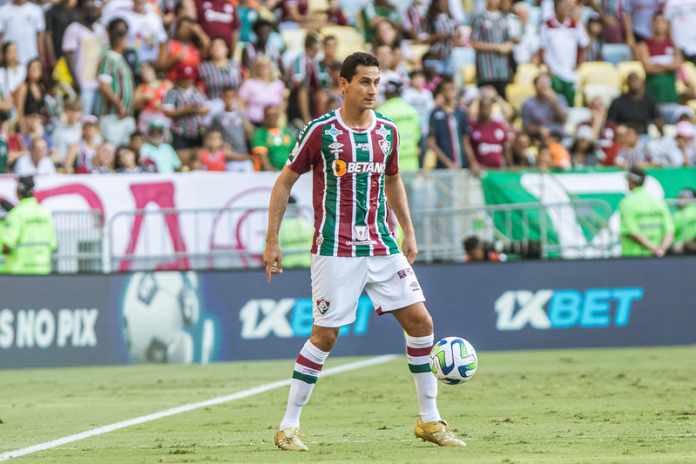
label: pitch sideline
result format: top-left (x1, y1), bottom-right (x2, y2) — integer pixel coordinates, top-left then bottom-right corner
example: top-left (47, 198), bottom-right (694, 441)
top-left (0, 354), bottom-right (398, 462)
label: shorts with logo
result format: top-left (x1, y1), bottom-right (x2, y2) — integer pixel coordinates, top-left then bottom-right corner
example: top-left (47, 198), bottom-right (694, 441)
top-left (310, 253), bottom-right (426, 328)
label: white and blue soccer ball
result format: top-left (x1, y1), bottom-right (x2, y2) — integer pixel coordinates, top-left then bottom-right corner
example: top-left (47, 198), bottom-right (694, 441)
top-left (430, 337), bottom-right (478, 385)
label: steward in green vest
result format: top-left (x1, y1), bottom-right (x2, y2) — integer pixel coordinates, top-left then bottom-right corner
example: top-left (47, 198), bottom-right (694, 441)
top-left (619, 167), bottom-right (673, 257)
top-left (672, 189), bottom-right (696, 254)
top-left (278, 196), bottom-right (313, 268)
top-left (377, 79), bottom-right (421, 172)
top-left (0, 176), bottom-right (57, 274)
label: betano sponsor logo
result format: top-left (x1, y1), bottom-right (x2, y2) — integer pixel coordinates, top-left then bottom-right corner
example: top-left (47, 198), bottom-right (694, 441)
top-left (494, 288), bottom-right (644, 330)
top-left (332, 160), bottom-right (385, 177)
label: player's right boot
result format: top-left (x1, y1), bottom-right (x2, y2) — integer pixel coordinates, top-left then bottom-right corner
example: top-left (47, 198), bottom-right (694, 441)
top-left (414, 418), bottom-right (466, 447)
top-left (274, 427), bottom-right (309, 451)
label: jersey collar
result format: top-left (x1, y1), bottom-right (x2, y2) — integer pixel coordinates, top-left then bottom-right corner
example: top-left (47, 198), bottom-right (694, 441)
top-left (336, 108), bottom-right (376, 133)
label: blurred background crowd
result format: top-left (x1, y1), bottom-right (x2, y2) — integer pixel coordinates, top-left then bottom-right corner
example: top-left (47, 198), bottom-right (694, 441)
top-left (0, 0), bottom-right (692, 176)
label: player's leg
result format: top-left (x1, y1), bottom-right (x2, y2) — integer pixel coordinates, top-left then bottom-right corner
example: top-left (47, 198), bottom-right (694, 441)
top-left (276, 256), bottom-right (366, 451)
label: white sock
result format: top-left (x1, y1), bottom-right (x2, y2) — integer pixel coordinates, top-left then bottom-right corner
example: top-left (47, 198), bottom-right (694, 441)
top-left (406, 334), bottom-right (441, 423)
top-left (279, 340), bottom-right (330, 430)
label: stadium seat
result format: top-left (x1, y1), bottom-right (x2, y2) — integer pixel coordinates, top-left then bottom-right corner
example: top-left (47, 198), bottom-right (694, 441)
top-left (462, 64), bottom-right (476, 86)
top-left (583, 84), bottom-right (620, 108)
top-left (617, 61), bottom-right (645, 88)
top-left (514, 63), bottom-right (545, 86)
top-left (577, 61), bottom-right (621, 91)
top-left (602, 43), bottom-right (632, 65)
top-left (409, 44), bottom-right (430, 67)
top-left (281, 28), bottom-right (307, 56)
top-left (308, 0), bottom-right (329, 14)
top-left (505, 83), bottom-right (535, 112)
top-left (320, 26), bottom-right (366, 60)
top-left (564, 107), bottom-right (592, 137)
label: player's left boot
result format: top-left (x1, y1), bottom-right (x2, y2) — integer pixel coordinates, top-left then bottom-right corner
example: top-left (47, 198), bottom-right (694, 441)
top-left (274, 427), bottom-right (309, 451)
top-left (414, 418), bottom-right (466, 448)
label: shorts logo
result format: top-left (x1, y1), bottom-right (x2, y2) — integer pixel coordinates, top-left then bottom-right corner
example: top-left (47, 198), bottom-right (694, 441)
top-left (410, 281), bottom-right (421, 292)
top-left (316, 298), bottom-right (330, 315)
top-left (397, 268), bottom-right (414, 279)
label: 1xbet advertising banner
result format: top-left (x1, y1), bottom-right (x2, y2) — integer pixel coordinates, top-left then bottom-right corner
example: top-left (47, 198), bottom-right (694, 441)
top-left (2, 257), bottom-right (696, 368)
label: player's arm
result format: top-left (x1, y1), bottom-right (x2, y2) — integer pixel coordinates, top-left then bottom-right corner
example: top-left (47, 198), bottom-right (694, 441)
top-left (263, 166), bottom-right (301, 281)
top-left (385, 173), bottom-right (417, 264)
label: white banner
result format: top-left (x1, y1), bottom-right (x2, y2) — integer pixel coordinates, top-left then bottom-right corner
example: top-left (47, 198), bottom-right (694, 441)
top-left (0, 173), bottom-right (313, 271)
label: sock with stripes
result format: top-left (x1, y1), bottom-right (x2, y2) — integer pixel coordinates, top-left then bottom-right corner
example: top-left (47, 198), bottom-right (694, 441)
top-left (406, 334), bottom-right (442, 423)
top-left (279, 340), bottom-right (329, 430)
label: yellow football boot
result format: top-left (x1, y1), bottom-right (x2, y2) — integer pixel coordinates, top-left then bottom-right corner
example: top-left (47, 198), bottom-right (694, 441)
top-left (274, 427), bottom-right (309, 451)
top-left (414, 418), bottom-right (466, 447)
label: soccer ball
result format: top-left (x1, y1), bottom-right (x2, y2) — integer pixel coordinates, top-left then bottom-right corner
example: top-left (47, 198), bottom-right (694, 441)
top-left (430, 337), bottom-right (478, 385)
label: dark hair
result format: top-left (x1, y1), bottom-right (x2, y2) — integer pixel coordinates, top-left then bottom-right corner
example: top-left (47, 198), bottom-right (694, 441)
top-left (434, 76), bottom-right (454, 97)
top-left (409, 69), bottom-right (425, 79)
top-left (463, 236), bottom-right (482, 254)
top-left (322, 35), bottom-right (337, 46)
top-left (107, 18), bottom-right (128, 47)
top-left (304, 33), bottom-right (320, 50)
top-left (25, 58), bottom-right (43, 83)
top-left (114, 145), bottom-right (135, 171)
top-left (130, 131), bottom-right (143, 140)
top-left (222, 85), bottom-right (237, 94)
top-left (1, 41), bottom-right (15, 66)
top-left (339, 52), bottom-right (379, 82)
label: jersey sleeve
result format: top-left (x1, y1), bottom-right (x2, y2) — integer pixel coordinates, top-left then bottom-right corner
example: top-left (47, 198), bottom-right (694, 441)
top-left (286, 121), bottom-right (322, 174)
top-left (386, 124), bottom-right (400, 176)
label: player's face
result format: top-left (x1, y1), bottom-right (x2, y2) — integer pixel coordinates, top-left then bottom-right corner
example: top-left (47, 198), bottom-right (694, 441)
top-left (341, 65), bottom-right (380, 112)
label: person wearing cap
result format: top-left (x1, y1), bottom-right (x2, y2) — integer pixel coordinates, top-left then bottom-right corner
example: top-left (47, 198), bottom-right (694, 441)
top-left (0, 176), bottom-right (57, 274)
top-left (377, 78), bottom-right (420, 171)
top-left (619, 167), bottom-right (674, 257)
top-left (672, 189), bottom-right (696, 254)
top-left (140, 120), bottom-right (181, 173)
top-left (674, 121), bottom-right (696, 166)
top-left (162, 62), bottom-right (209, 166)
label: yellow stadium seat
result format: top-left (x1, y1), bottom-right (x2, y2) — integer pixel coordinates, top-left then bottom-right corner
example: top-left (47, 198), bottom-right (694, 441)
top-left (583, 84), bottom-right (620, 108)
top-left (409, 44), bottom-right (430, 64)
top-left (514, 63), bottom-right (545, 86)
top-left (617, 61), bottom-right (645, 87)
top-left (678, 61), bottom-right (696, 95)
top-left (505, 83), bottom-right (535, 112)
top-left (577, 61), bottom-right (621, 91)
top-left (462, 64), bottom-right (476, 86)
top-left (308, 0), bottom-right (329, 14)
top-left (281, 29), bottom-right (307, 55)
top-left (320, 26), bottom-right (366, 60)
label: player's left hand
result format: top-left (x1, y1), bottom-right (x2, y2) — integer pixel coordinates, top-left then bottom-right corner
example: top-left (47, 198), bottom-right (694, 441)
top-left (402, 234), bottom-right (418, 264)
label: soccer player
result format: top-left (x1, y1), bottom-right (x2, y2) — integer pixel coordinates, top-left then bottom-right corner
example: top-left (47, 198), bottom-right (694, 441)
top-left (263, 52), bottom-right (465, 451)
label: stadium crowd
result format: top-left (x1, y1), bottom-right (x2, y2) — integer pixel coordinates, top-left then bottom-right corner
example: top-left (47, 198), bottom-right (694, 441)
top-left (0, 0), bottom-right (693, 175)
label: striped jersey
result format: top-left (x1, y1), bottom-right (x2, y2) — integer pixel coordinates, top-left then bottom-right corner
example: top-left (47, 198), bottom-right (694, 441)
top-left (287, 109), bottom-right (401, 257)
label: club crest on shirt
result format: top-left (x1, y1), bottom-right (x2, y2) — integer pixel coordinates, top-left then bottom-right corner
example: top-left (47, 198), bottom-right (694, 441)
top-left (376, 124), bottom-right (392, 156)
top-left (316, 298), bottom-right (330, 315)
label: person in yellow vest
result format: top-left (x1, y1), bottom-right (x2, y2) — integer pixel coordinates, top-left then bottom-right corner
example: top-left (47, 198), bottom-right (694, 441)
top-left (278, 196), bottom-right (313, 268)
top-left (0, 176), bottom-right (57, 274)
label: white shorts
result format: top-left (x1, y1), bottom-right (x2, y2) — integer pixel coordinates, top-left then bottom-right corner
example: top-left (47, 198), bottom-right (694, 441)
top-left (310, 254), bottom-right (426, 328)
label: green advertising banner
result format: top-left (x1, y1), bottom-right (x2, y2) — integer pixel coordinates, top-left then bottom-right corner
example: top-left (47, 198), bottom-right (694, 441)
top-left (480, 167), bottom-right (696, 257)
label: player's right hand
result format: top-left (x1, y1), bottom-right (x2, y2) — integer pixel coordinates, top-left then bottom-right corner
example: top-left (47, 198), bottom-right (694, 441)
top-left (263, 241), bottom-right (283, 283)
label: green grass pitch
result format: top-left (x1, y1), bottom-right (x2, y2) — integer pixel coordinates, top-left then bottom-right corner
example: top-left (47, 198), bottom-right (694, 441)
top-left (2, 346), bottom-right (696, 463)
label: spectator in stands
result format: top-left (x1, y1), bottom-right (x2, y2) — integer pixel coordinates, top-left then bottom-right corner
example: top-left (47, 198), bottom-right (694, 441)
top-left (360, 0), bottom-right (402, 44)
top-left (0, 42), bottom-right (25, 101)
top-left (199, 38), bottom-right (241, 103)
top-left (14, 59), bottom-right (47, 125)
top-left (0, 0), bottom-right (45, 66)
top-left (134, 62), bottom-right (172, 134)
top-left (52, 99), bottom-right (82, 170)
top-left (104, 0), bottom-right (168, 68)
top-left (128, 131), bottom-right (145, 161)
top-left (424, 0), bottom-right (459, 76)
top-left (546, 129), bottom-right (572, 168)
top-left (93, 19), bottom-right (136, 147)
top-left (212, 87), bottom-right (250, 164)
top-left (45, 0), bottom-right (79, 68)
top-left (278, 0), bottom-right (310, 28)
top-left (163, 63), bottom-right (208, 165)
top-left (251, 104), bottom-right (294, 171)
top-left (623, 0), bottom-right (662, 42)
top-left (0, 113), bottom-right (9, 173)
top-left (510, 132), bottom-right (535, 166)
top-left (91, 142), bottom-right (115, 173)
top-left (140, 120), bottom-right (181, 173)
top-left (114, 145), bottom-right (142, 173)
top-left (66, 115), bottom-right (100, 173)
top-left (192, 0), bottom-right (240, 54)
top-left (673, 121), bottom-right (696, 166)
top-left (619, 166), bottom-right (673, 257)
top-left (63, 0), bottom-right (108, 114)
top-left (14, 135), bottom-right (55, 175)
top-left (672, 188), bottom-right (696, 254)
top-left (462, 236), bottom-right (500, 262)
top-left (540, 0), bottom-right (589, 106)
top-left (159, 16), bottom-right (209, 82)
top-left (635, 13), bottom-right (684, 123)
top-left (570, 124), bottom-right (603, 166)
top-left (195, 128), bottom-right (226, 172)
top-left (241, 19), bottom-right (284, 73)
top-left (607, 72), bottom-right (660, 135)
top-left (403, 70), bottom-right (434, 151)
top-left (468, 96), bottom-right (511, 169)
top-left (428, 77), bottom-right (477, 172)
top-left (585, 15), bottom-right (604, 62)
top-left (239, 56), bottom-right (285, 126)
top-left (615, 123), bottom-right (649, 166)
top-left (511, 1), bottom-right (540, 66)
top-left (316, 35), bottom-right (340, 95)
top-left (521, 73), bottom-right (568, 140)
top-left (325, 0), bottom-right (348, 26)
top-left (665, 0), bottom-right (696, 64)
top-left (378, 78), bottom-right (421, 171)
top-left (287, 33), bottom-right (321, 125)
top-left (471, 0), bottom-right (515, 99)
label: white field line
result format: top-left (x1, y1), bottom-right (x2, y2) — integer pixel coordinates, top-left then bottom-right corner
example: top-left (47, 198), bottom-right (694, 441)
top-left (0, 354), bottom-right (398, 462)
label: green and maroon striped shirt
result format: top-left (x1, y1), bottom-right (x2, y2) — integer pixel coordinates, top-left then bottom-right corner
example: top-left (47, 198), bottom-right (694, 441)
top-left (287, 109), bottom-right (401, 257)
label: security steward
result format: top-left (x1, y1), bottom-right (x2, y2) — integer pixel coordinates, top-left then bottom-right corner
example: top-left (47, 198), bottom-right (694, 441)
top-left (0, 176), bottom-right (57, 274)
